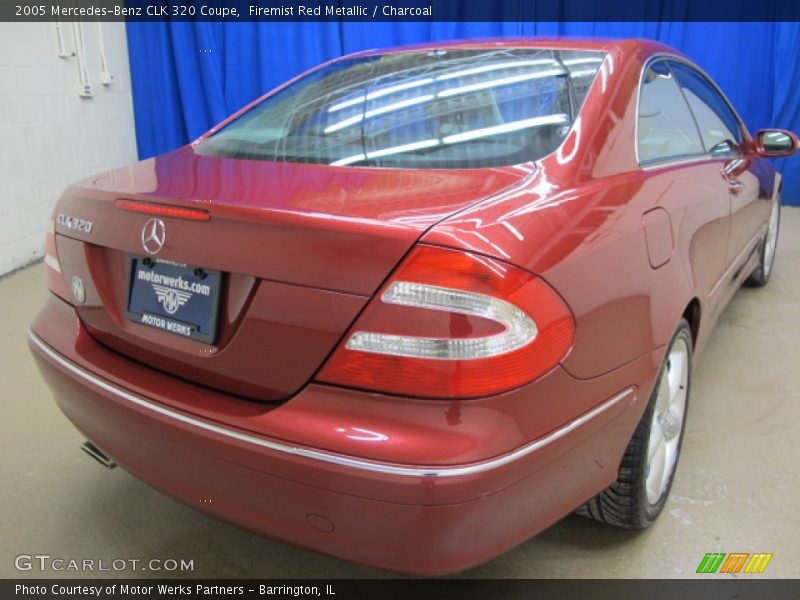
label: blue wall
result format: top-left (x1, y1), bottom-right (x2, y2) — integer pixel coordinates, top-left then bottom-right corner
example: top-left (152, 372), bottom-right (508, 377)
top-left (127, 21), bottom-right (800, 204)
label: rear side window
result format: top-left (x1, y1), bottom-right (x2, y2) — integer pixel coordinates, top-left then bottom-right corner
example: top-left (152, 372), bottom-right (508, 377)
top-left (637, 61), bottom-right (704, 163)
top-left (194, 49), bottom-right (604, 169)
top-left (668, 62), bottom-right (742, 154)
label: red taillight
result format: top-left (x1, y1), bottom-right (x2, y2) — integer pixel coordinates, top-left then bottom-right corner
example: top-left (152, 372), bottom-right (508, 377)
top-left (114, 199), bottom-right (210, 221)
top-left (44, 217), bottom-right (70, 301)
top-left (317, 246), bottom-right (575, 399)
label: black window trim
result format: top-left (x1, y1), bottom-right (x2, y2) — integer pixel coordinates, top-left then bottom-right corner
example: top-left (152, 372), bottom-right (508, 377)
top-left (635, 53), bottom-right (749, 170)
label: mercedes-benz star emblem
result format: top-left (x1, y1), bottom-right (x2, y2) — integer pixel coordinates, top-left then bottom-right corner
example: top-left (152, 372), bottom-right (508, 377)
top-left (141, 218), bottom-right (166, 255)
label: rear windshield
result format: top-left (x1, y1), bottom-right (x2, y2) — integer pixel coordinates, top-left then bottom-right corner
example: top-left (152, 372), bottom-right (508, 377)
top-left (194, 48), bottom-right (604, 169)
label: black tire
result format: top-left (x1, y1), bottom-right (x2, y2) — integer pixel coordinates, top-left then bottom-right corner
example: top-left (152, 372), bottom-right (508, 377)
top-left (745, 197), bottom-right (780, 287)
top-left (577, 319), bottom-right (692, 529)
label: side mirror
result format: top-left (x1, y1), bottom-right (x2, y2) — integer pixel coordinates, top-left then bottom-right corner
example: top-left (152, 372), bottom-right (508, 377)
top-left (753, 129), bottom-right (799, 157)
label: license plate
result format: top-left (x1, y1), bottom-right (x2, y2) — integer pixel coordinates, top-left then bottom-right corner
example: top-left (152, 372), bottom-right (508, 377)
top-left (126, 257), bottom-right (222, 343)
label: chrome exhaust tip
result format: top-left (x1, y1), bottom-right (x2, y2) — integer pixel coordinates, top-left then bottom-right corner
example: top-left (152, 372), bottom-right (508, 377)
top-left (81, 441), bottom-right (117, 469)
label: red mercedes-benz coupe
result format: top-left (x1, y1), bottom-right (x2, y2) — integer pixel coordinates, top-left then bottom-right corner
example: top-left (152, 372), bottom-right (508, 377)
top-left (29, 38), bottom-right (797, 574)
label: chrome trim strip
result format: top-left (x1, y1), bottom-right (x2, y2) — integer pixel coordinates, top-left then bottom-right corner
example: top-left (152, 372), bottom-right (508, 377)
top-left (640, 155), bottom-right (719, 172)
top-left (28, 329), bottom-right (635, 479)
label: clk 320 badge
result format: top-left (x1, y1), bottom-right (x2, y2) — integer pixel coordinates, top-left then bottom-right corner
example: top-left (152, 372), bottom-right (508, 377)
top-left (57, 213), bottom-right (93, 233)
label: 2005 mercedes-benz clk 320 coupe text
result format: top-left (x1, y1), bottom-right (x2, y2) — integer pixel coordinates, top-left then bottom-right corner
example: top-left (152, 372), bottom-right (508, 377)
top-left (29, 38), bottom-right (798, 574)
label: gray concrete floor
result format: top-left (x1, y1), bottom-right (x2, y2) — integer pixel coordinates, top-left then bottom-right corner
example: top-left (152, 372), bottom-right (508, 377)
top-left (2, 208), bottom-right (799, 579)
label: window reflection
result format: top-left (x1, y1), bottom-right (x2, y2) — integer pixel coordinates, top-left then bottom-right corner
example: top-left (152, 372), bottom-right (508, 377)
top-left (196, 49), bottom-right (605, 170)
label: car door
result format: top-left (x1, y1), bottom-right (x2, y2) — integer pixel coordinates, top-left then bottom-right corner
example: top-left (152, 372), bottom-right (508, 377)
top-left (667, 61), bottom-right (767, 284)
top-left (636, 59), bottom-right (731, 303)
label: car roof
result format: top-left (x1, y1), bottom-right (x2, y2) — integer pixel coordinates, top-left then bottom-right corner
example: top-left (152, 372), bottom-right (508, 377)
top-left (339, 37), bottom-right (679, 62)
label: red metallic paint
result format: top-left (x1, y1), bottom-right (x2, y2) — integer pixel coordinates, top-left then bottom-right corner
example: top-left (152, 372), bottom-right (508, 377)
top-left (29, 294), bottom-right (653, 574)
top-left (29, 38), bottom-right (793, 574)
top-left (54, 153), bottom-right (528, 399)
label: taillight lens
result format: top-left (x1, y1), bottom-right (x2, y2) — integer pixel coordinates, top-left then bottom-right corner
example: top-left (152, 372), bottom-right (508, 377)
top-left (44, 215), bottom-right (70, 301)
top-left (317, 245), bottom-right (574, 398)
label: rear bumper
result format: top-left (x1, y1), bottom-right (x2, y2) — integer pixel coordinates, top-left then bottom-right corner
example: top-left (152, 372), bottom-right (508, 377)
top-left (29, 294), bottom-right (660, 575)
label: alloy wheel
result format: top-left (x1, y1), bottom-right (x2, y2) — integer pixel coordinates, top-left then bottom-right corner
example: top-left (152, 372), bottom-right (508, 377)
top-left (646, 337), bottom-right (689, 505)
top-left (763, 200), bottom-right (780, 278)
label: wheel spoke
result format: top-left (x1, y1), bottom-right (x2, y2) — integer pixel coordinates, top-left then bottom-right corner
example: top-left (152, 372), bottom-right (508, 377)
top-left (667, 349), bottom-right (685, 404)
top-left (670, 395), bottom-right (686, 424)
top-left (664, 437), bottom-right (679, 477)
top-left (647, 425), bottom-right (665, 465)
top-left (646, 435), bottom-right (667, 504)
top-left (655, 368), bottom-right (670, 414)
top-left (764, 202), bottom-right (779, 276)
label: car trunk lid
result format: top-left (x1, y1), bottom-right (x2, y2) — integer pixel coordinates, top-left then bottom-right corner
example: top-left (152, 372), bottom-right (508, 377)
top-left (52, 147), bottom-right (531, 401)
